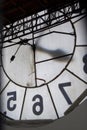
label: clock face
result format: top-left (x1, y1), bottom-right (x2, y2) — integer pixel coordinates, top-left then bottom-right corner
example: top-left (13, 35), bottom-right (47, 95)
top-left (0, 10), bottom-right (87, 126)
top-left (1, 21), bottom-right (75, 88)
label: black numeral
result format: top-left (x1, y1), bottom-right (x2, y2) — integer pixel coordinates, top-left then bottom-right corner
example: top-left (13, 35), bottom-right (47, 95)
top-left (32, 95), bottom-right (43, 115)
top-left (83, 54), bottom-right (87, 74)
top-left (59, 82), bottom-right (72, 104)
top-left (7, 91), bottom-right (17, 111)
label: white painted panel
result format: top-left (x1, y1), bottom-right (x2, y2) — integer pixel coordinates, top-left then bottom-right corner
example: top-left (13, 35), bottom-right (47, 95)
top-left (0, 67), bottom-right (9, 92)
top-left (68, 47), bottom-right (87, 83)
top-left (2, 45), bottom-right (35, 87)
top-left (0, 82), bottom-right (25, 120)
top-left (21, 86), bottom-right (57, 120)
top-left (49, 70), bottom-right (87, 117)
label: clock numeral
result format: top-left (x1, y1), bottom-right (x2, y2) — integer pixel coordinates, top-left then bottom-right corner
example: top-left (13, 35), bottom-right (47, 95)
top-left (32, 94), bottom-right (43, 115)
top-left (83, 54), bottom-right (87, 74)
top-left (7, 91), bottom-right (17, 111)
top-left (59, 82), bottom-right (72, 105)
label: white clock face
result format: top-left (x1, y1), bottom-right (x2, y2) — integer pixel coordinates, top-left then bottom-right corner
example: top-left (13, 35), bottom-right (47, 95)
top-left (0, 10), bottom-right (87, 126)
top-left (1, 20), bottom-right (75, 88)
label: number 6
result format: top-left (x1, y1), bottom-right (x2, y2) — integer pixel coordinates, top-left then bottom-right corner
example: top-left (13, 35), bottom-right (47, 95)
top-left (32, 95), bottom-right (43, 115)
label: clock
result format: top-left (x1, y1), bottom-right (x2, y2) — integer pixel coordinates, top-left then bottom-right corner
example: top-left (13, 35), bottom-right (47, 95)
top-left (0, 10), bottom-right (87, 127)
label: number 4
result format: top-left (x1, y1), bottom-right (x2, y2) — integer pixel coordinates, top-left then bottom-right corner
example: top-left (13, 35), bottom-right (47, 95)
top-left (59, 82), bottom-right (72, 105)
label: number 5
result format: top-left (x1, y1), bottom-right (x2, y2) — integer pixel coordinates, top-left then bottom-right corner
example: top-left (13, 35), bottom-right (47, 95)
top-left (7, 91), bottom-right (17, 111)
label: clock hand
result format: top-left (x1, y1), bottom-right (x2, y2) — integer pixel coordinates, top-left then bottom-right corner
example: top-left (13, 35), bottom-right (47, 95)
top-left (3, 38), bottom-right (32, 49)
top-left (19, 38), bottom-right (32, 46)
top-left (10, 44), bottom-right (21, 63)
top-left (10, 38), bottom-right (32, 63)
top-left (34, 30), bottom-right (70, 61)
top-left (36, 40), bottom-right (70, 61)
top-left (37, 45), bottom-right (66, 56)
top-left (8, 38), bottom-right (32, 46)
